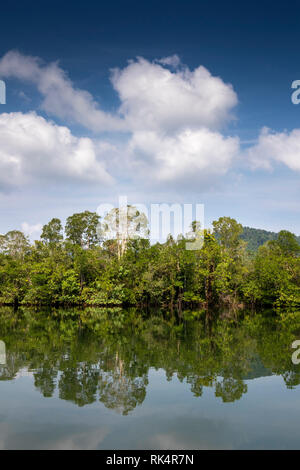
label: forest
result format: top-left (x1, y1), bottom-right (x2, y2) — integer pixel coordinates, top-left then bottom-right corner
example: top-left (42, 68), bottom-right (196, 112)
top-left (0, 209), bottom-right (300, 313)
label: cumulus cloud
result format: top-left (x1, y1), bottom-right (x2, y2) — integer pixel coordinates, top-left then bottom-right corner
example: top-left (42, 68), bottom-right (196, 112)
top-left (0, 51), bottom-right (238, 135)
top-left (127, 128), bottom-right (239, 185)
top-left (247, 127), bottom-right (300, 171)
top-left (111, 56), bottom-right (239, 187)
top-left (0, 51), bottom-right (125, 132)
top-left (0, 112), bottom-right (113, 190)
top-left (112, 57), bottom-right (238, 133)
top-left (0, 52), bottom-right (241, 191)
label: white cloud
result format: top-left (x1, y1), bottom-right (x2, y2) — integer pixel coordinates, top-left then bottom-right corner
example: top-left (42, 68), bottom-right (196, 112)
top-left (21, 221), bottom-right (43, 239)
top-left (0, 50), bottom-right (125, 132)
top-left (0, 52), bottom-right (240, 192)
top-left (127, 128), bottom-right (239, 185)
top-left (0, 112), bottom-right (113, 190)
top-left (156, 54), bottom-right (181, 68)
top-left (0, 51), bottom-right (238, 135)
top-left (247, 127), bottom-right (300, 171)
top-left (112, 56), bottom-right (238, 134)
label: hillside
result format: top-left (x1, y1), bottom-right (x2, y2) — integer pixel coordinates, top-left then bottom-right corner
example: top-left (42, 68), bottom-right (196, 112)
top-left (241, 226), bottom-right (300, 251)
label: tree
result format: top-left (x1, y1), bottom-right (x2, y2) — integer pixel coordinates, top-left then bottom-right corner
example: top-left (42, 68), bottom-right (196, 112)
top-left (212, 217), bottom-right (243, 253)
top-left (197, 231), bottom-right (222, 313)
top-left (212, 217), bottom-right (249, 307)
top-left (275, 230), bottom-right (300, 257)
top-left (65, 211), bottom-right (100, 248)
top-left (98, 205), bottom-right (149, 259)
top-left (41, 218), bottom-right (63, 246)
top-left (0, 230), bottom-right (30, 259)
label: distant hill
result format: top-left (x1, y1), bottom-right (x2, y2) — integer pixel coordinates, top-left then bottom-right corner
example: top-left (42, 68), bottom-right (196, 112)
top-left (240, 226), bottom-right (300, 252)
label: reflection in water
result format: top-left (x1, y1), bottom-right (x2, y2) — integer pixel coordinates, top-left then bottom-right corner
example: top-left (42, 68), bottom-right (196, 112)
top-left (0, 307), bottom-right (300, 416)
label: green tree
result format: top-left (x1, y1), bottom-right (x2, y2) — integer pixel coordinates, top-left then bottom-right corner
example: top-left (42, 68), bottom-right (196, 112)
top-left (275, 230), bottom-right (300, 257)
top-left (212, 216), bottom-right (243, 253)
top-left (98, 205), bottom-right (149, 259)
top-left (65, 211), bottom-right (100, 248)
top-left (41, 218), bottom-right (63, 246)
top-left (0, 230), bottom-right (30, 259)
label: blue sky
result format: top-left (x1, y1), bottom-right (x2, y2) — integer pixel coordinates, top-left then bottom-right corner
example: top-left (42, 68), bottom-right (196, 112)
top-left (1, 0), bottom-right (300, 238)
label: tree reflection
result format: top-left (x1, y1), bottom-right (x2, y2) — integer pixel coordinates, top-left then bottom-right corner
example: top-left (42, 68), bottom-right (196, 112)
top-left (0, 307), bottom-right (299, 413)
top-left (34, 364), bottom-right (58, 397)
top-left (215, 376), bottom-right (247, 402)
top-left (59, 364), bottom-right (99, 406)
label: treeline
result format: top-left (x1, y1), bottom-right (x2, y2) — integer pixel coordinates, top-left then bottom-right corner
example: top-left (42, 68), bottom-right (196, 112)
top-left (0, 211), bottom-right (300, 312)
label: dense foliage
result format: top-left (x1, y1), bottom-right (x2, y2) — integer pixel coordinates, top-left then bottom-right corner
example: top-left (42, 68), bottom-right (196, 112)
top-left (0, 211), bottom-right (300, 312)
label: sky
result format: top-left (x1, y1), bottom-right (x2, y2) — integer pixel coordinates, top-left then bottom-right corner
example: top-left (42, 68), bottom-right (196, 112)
top-left (1, 0), bottom-right (300, 239)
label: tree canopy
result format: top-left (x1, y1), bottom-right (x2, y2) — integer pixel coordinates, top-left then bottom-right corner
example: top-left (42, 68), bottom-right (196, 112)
top-left (0, 211), bottom-right (299, 313)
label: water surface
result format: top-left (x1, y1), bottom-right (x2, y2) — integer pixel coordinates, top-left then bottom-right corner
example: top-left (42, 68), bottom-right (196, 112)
top-left (0, 307), bottom-right (299, 449)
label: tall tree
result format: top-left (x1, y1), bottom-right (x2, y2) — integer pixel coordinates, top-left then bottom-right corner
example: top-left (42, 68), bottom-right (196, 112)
top-left (275, 230), bottom-right (300, 257)
top-left (41, 218), bottom-right (63, 246)
top-left (65, 211), bottom-right (100, 248)
top-left (212, 217), bottom-right (243, 253)
top-left (0, 230), bottom-right (29, 259)
top-left (99, 205), bottom-right (149, 259)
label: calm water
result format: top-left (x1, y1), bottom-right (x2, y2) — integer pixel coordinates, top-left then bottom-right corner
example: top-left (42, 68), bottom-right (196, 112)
top-left (0, 307), bottom-right (300, 450)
